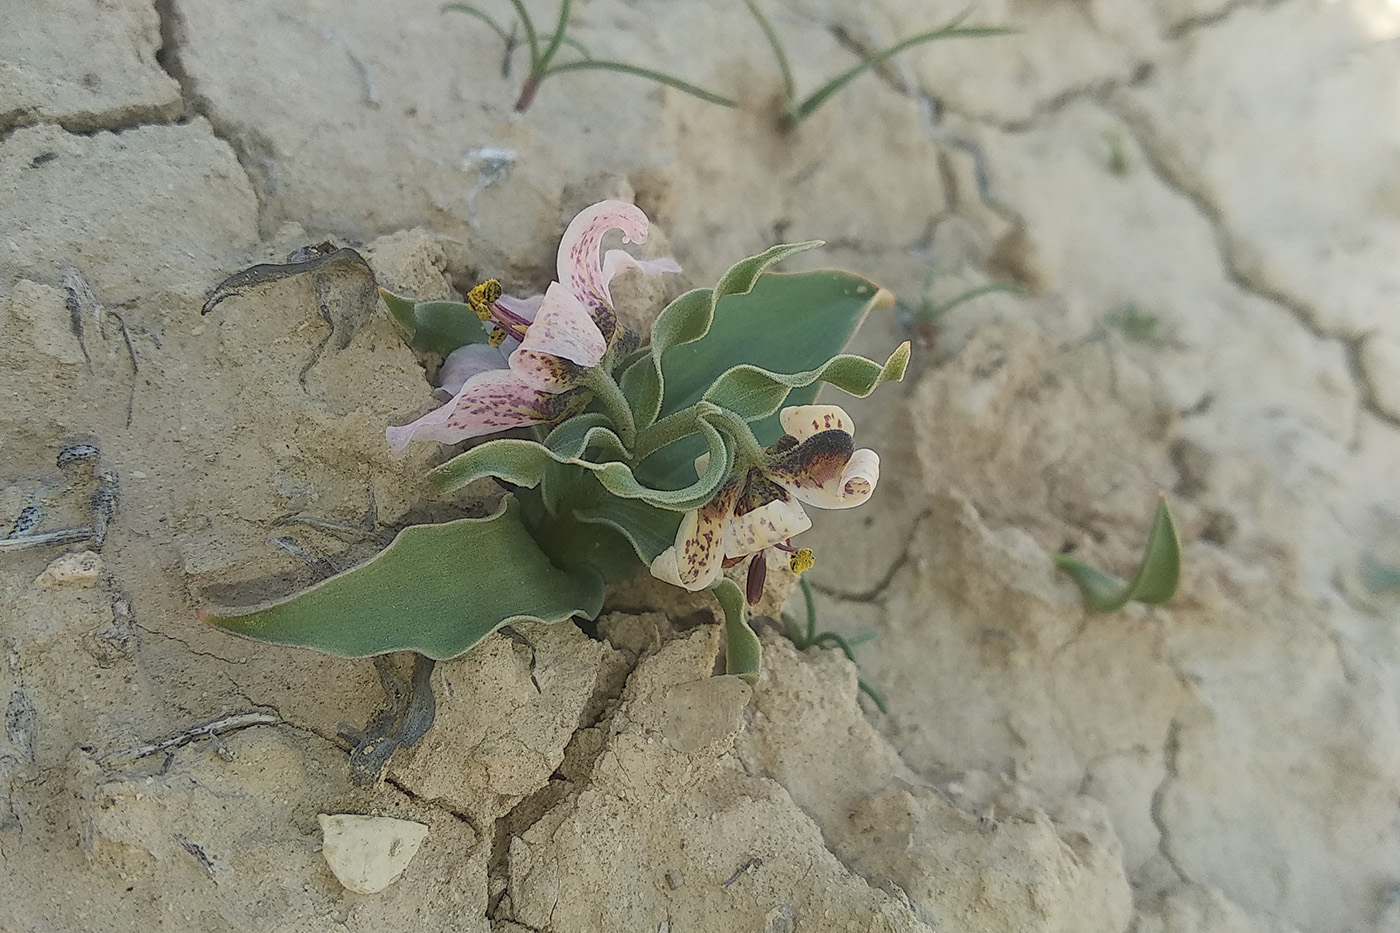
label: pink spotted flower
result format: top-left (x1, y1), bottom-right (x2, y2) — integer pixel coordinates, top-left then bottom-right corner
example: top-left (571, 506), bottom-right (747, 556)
top-left (649, 405), bottom-right (880, 591)
top-left (387, 200), bottom-right (678, 450)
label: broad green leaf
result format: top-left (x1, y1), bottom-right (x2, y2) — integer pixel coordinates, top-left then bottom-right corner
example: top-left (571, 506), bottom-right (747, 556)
top-left (660, 269), bottom-right (891, 418)
top-left (634, 269), bottom-right (896, 490)
top-left (380, 288), bottom-right (490, 355)
top-left (1053, 498), bottom-right (1181, 613)
top-left (621, 242), bottom-right (824, 428)
top-left (202, 497), bottom-right (603, 659)
top-left (713, 578), bottom-right (762, 684)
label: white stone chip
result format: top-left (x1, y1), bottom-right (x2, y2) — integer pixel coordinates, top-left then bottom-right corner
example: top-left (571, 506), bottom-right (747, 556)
top-left (318, 813), bottom-right (428, 894)
top-left (35, 550), bottom-right (102, 588)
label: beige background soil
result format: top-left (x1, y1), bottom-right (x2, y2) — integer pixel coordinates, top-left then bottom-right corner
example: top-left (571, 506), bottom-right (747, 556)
top-left (3, 1), bottom-right (1399, 931)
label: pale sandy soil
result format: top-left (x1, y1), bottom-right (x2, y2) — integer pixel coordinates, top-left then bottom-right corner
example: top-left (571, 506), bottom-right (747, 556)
top-left (3, 1), bottom-right (1400, 931)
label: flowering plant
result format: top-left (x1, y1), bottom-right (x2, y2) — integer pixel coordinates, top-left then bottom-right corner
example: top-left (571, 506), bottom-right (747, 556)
top-left (203, 201), bottom-right (908, 681)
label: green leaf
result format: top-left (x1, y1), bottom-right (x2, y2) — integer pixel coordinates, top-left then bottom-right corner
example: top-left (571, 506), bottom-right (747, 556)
top-left (574, 495), bottom-right (683, 565)
top-left (541, 59), bottom-right (737, 108)
top-left (202, 497), bottom-right (603, 659)
top-left (621, 242), bottom-right (824, 429)
top-left (380, 288), bottom-right (490, 355)
top-left (792, 16), bottom-right (1015, 123)
top-left (634, 270), bottom-right (900, 491)
top-left (713, 578), bottom-right (762, 684)
top-left (1361, 557), bottom-right (1400, 593)
top-left (703, 343), bottom-right (911, 423)
top-left (441, 2), bottom-right (513, 44)
top-left (1053, 498), bottom-right (1181, 613)
top-left (660, 269), bottom-right (890, 417)
top-left (518, 485), bottom-right (645, 583)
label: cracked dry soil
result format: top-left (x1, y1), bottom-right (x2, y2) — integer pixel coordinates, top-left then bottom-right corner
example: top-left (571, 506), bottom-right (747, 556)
top-left (5, 0), bottom-right (1400, 931)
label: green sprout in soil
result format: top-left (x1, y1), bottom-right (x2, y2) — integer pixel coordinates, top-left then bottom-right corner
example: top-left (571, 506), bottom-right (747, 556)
top-left (446, 1), bottom-right (1007, 121)
top-left (782, 576), bottom-right (888, 713)
top-left (1105, 302), bottom-right (1162, 345)
top-left (1054, 497), bottom-right (1181, 613)
top-left (1360, 557), bottom-right (1400, 593)
top-left (895, 262), bottom-right (1022, 345)
top-left (444, 0), bottom-right (736, 111)
top-left (1104, 129), bottom-right (1131, 176)
top-left (744, 2), bottom-right (1012, 128)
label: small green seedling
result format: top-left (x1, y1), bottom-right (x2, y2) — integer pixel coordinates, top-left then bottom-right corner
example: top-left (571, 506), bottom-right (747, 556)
top-left (782, 576), bottom-right (888, 713)
top-left (1053, 497), bottom-right (1181, 612)
top-left (1104, 129), bottom-right (1131, 176)
top-left (895, 262), bottom-right (1022, 345)
top-left (444, 0), bottom-right (735, 111)
top-left (743, 2), bottom-right (1012, 128)
top-left (1360, 557), bottom-right (1400, 593)
top-left (1105, 302), bottom-right (1163, 346)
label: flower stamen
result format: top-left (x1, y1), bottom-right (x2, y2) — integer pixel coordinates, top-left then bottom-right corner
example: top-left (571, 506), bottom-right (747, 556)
top-left (789, 548), bottom-right (815, 575)
top-left (745, 553), bottom-right (767, 605)
top-left (468, 279), bottom-right (531, 342)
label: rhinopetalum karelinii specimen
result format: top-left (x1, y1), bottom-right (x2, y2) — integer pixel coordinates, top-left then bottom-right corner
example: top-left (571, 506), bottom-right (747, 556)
top-left (206, 200), bottom-right (909, 682)
top-left (388, 201), bottom-right (678, 448)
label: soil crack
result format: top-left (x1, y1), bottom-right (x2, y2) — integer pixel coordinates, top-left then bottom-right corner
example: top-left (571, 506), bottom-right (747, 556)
top-left (1104, 94), bottom-right (1400, 432)
top-left (154, 0), bottom-right (270, 226)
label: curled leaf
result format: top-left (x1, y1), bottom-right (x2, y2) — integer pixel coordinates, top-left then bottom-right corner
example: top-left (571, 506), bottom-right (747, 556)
top-left (1053, 498), bottom-right (1181, 613)
top-left (429, 412), bottom-right (734, 512)
top-left (702, 342), bottom-right (910, 422)
top-left (621, 242), bottom-right (825, 429)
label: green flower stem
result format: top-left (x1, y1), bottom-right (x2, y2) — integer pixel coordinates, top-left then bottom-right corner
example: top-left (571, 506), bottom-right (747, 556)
top-left (800, 575), bottom-right (818, 643)
top-left (712, 409), bottom-right (767, 468)
top-left (633, 408), bottom-right (703, 462)
top-left (581, 366), bottom-right (636, 449)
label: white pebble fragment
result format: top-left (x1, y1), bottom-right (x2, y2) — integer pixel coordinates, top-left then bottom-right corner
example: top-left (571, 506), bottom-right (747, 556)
top-left (318, 813), bottom-right (428, 894)
top-left (35, 550), bottom-right (102, 588)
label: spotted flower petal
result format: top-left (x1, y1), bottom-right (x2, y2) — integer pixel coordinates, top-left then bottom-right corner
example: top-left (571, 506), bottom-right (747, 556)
top-left (602, 249), bottom-right (682, 288)
top-left (388, 368), bottom-right (565, 451)
top-left (724, 495), bottom-right (811, 558)
top-left (779, 404), bottom-right (856, 442)
top-left (558, 200), bottom-right (673, 338)
top-left (436, 344), bottom-right (511, 399)
top-left (649, 480), bottom-right (740, 591)
top-left (781, 446), bottom-right (879, 510)
top-left (508, 283), bottom-right (608, 392)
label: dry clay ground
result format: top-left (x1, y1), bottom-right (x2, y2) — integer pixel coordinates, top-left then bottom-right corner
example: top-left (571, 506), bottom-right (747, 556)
top-left (3, 0), bottom-right (1400, 930)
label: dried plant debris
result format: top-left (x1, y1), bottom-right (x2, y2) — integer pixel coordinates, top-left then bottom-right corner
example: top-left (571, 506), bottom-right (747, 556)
top-left (340, 653), bottom-right (438, 785)
top-left (202, 243), bottom-right (381, 383)
top-left (1, 443), bottom-right (119, 554)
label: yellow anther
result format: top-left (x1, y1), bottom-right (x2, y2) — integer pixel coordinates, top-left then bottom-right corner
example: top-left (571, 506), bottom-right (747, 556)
top-left (789, 548), bottom-right (815, 575)
top-left (467, 279), bottom-right (503, 321)
top-left (487, 326), bottom-right (508, 347)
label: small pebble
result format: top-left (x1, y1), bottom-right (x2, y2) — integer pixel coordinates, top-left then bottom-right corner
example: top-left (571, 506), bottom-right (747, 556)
top-left (318, 813), bottom-right (428, 894)
top-left (35, 550), bottom-right (102, 588)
